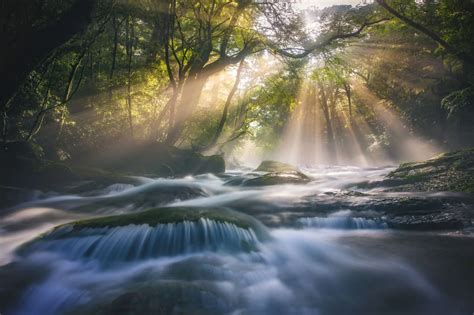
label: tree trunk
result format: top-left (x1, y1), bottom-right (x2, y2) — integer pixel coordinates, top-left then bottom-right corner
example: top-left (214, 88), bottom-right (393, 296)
top-left (165, 73), bottom-right (209, 144)
top-left (343, 82), bottom-right (352, 122)
top-left (109, 16), bottom-right (119, 80)
top-left (125, 16), bottom-right (135, 139)
top-left (207, 59), bottom-right (245, 148)
top-left (317, 81), bottom-right (336, 160)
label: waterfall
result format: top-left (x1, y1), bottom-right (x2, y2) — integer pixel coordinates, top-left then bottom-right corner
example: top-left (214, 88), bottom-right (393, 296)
top-left (298, 211), bottom-right (387, 230)
top-left (21, 219), bottom-right (261, 266)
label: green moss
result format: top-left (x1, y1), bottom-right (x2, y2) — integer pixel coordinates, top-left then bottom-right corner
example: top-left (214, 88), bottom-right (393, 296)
top-left (254, 160), bottom-right (299, 173)
top-left (387, 148), bottom-right (474, 193)
top-left (59, 207), bottom-right (269, 240)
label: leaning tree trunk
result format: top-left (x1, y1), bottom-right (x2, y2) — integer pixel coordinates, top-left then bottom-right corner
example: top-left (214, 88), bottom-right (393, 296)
top-left (207, 58), bottom-right (245, 149)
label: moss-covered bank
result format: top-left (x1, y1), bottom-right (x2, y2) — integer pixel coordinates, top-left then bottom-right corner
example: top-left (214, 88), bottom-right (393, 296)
top-left (386, 148), bottom-right (474, 193)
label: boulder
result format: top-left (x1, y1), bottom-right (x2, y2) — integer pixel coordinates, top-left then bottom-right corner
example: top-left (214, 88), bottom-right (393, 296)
top-left (226, 160), bottom-right (311, 186)
top-left (68, 207), bottom-right (268, 239)
top-left (254, 160), bottom-right (299, 173)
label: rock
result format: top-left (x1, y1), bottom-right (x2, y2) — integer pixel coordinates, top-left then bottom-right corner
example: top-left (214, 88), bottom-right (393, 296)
top-left (71, 183), bottom-right (208, 212)
top-left (31, 207), bottom-right (270, 242)
top-left (225, 160), bottom-right (311, 187)
top-left (17, 207), bottom-right (270, 267)
top-left (78, 207), bottom-right (264, 235)
top-left (386, 213), bottom-right (464, 231)
top-left (254, 160), bottom-right (299, 173)
top-left (0, 186), bottom-right (39, 210)
top-left (242, 171), bottom-right (311, 186)
top-left (68, 282), bottom-right (232, 315)
top-left (385, 148), bottom-right (474, 193)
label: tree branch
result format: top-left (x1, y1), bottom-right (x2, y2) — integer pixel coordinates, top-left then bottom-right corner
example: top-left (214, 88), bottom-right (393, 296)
top-left (375, 0), bottom-right (473, 65)
top-left (272, 18), bottom-right (390, 59)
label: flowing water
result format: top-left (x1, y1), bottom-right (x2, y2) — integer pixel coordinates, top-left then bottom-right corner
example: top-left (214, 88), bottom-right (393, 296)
top-left (1, 166), bottom-right (473, 315)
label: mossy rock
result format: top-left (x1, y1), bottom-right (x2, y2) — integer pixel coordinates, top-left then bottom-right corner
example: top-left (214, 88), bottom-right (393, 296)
top-left (387, 148), bottom-right (474, 193)
top-left (242, 171), bottom-right (310, 186)
top-left (48, 207), bottom-right (270, 241)
top-left (254, 160), bottom-right (299, 173)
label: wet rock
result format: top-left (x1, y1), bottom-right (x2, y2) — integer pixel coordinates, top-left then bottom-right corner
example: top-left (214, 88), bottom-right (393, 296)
top-left (254, 160), bottom-right (300, 173)
top-left (226, 161), bottom-right (310, 187)
top-left (0, 262), bottom-right (49, 312)
top-left (68, 281), bottom-right (232, 315)
top-left (242, 171), bottom-right (311, 186)
top-left (72, 207), bottom-right (267, 236)
top-left (0, 186), bottom-right (39, 210)
top-left (379, 148), bottom-right (474, 193)
top-left (386, 213), bottom-right (464, 230)
top-left (23, 207), bottom-right (270, 245)
top-left (17, 208), bottom-right (269, 267)
top-left (72, 183), bottom-right (208, 212)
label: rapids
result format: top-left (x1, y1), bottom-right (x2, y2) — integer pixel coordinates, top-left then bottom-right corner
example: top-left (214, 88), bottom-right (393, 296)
top-left (1, 166), bottom-right (473, 315)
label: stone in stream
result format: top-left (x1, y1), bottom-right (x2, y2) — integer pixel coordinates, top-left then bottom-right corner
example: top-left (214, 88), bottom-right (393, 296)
top-left (226, 160), bottom-right (311, 186)
top-left (17, 207), bottom-right (270, 265)
top-left (254, 160), bottom-right (300, 173)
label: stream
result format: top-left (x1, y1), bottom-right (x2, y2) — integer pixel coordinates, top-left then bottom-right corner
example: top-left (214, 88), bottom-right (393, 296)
top-left (1, 166), bottom-right (473, 315)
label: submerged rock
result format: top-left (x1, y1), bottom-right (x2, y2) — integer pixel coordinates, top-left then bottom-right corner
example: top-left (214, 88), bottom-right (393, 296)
top-left (70, 181), bottom-right (209, 213)
top-left (69, 281), bottom-right (233, 315)
top-left (18, 207), bottom-right (270, 265)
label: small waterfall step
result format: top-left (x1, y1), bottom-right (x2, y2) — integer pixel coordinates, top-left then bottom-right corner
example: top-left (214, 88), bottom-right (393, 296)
top-left (18, 207), bottom-right (269, 266)
top-left (298, 210), bottom-right (387, 230)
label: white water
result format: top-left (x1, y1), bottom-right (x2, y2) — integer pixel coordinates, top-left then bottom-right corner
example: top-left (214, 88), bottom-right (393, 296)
top-left (22, 219), bottom-right (260, 266)
top-left (298, 210), bottom-right (388, 229)
top-left (1, 165), bottom-right (473, 315)
top-left (8, 230), bottom-right (449, 315)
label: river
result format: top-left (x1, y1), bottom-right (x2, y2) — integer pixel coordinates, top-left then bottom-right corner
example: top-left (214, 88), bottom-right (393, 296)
top-left (1, 166), bottom-right (473, 315)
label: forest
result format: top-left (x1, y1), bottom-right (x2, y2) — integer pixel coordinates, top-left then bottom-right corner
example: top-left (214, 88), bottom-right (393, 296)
top-left (1, 1), bottom-right (474, 315)
top-left (1, 0), bottom-right (472, 166)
